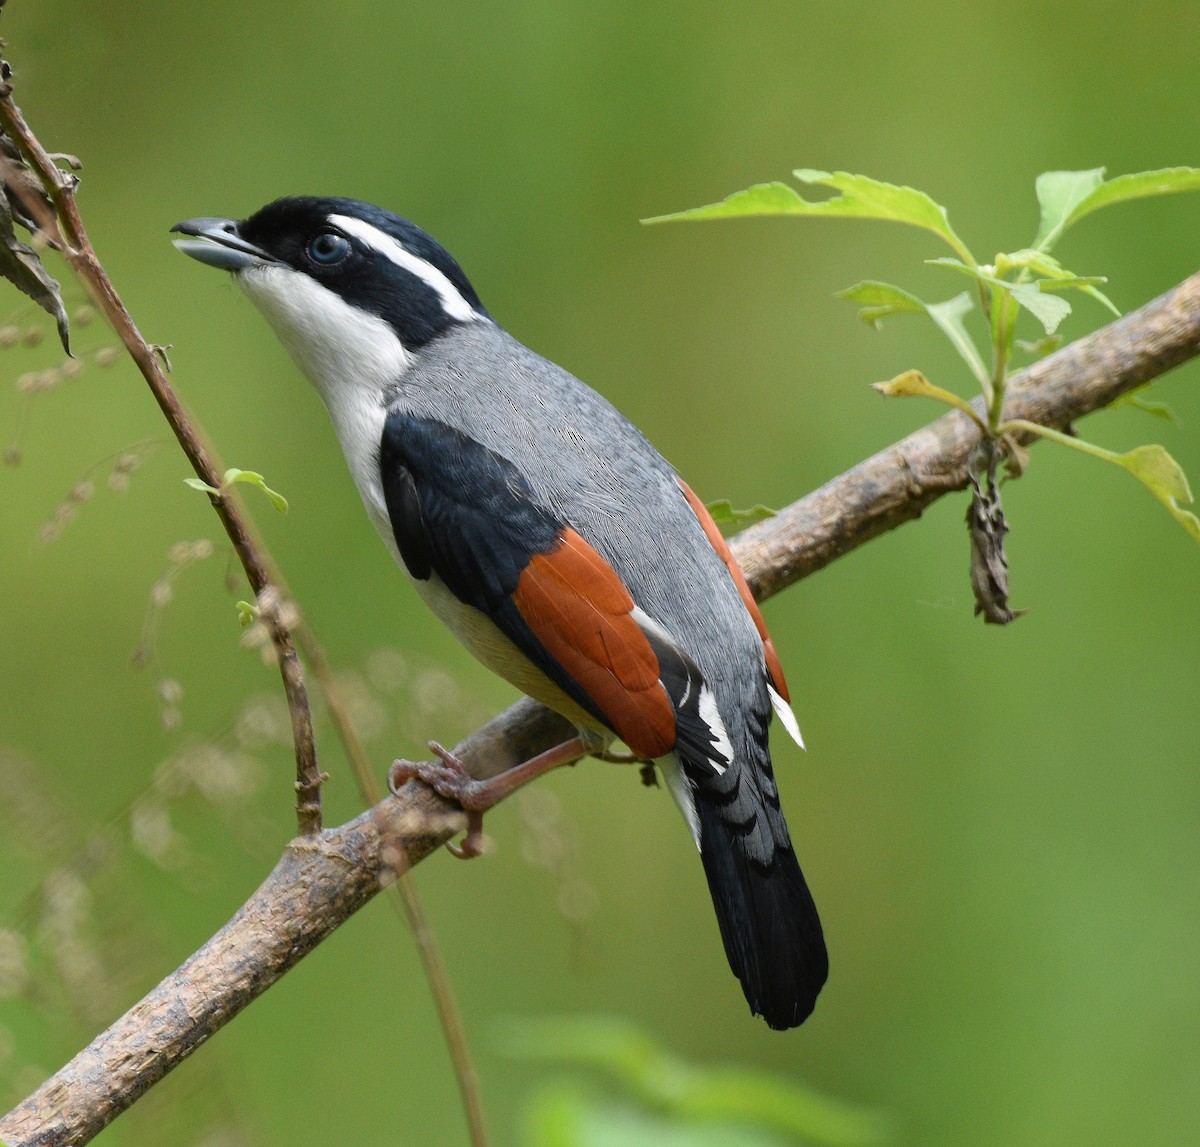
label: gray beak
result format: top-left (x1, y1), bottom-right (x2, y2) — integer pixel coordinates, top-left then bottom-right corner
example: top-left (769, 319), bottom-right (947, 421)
top-left (170, 217), bottom-right (277, 272)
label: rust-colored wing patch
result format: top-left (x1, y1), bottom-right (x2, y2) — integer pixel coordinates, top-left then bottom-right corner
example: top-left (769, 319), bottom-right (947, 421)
top-left (512, 528), bottom-right (677, 758)
top-left (676, 479), bottom-right (790, 702)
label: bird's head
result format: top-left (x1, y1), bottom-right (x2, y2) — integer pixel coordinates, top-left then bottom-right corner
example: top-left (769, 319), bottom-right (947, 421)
top-left (172, 197), bottom-right (490, 395)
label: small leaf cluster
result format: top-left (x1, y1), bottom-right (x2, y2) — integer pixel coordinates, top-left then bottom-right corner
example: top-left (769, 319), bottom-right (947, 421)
top-left (185, 467), bottom-right (289, 514)
top-left (705, 498), bottom-right (777, 535)
top-left (649, 167), bottom-right (1200, 545)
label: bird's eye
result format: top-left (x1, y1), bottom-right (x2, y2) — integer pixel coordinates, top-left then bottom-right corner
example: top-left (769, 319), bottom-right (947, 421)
top-left (307, 232), bottom-right (351, 265)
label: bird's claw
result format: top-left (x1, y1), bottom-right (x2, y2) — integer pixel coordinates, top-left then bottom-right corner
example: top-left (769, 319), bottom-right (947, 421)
top-left (387, 734), bottom-right (590, 860)
top-left (387, 741), bottom-right (491, 859)
top-left (445, 810), bottom-right (486, 859)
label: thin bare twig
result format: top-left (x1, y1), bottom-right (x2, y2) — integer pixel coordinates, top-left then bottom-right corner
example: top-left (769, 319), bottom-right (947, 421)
top-left (295, 623), bottom-right (491, 1147)
top-left (0, 62), bottom-right (488, 1143)
top-left (189, 434), bottom-right (490, 1143)
top-left (0, 78), bottom-right (324, 836)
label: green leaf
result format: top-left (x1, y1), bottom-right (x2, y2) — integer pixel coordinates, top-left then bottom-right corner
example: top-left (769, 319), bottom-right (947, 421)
top-left (1116, 444), bottom-right (1200, 541)
top-left (1033, 169), bottom-right (1106, 251)
top-left (705, 499), bottom-right (777, 534)
top-left (1000, 420), bottom-right (1200, 543)
top-left (836, 280), bottom-right (926, 328)
top-left (235, 600), bottom-right (257, 628)
top-left (222, 468), bottom-right (289, 514)
top-left (1037, 276), bottom-right (1120, 316)
top-left (1117, 391), bottom-right (1178, 423)
top-left (645, 170), bottom-right (974, 263)
top-left (995, 248), bottom-right (1120, 316)
top-left (929, 258), bottom-right (1071, 334)
top-left (924, 293), bottom-right (991, 390)
top-left (1015, 334), bottom-right (1064, 358)
top-left (184, 469), bottom-right (289, 513)
top-left (645, 181), bottom-right (810, 222)
top-left (524, 1083), bottom-right (787, 1147)
top-left (1034, 166), bottom-right (1200, 251)
top-left (837, 282), bottom-right (989, 390)
top-left (1008, 281), bottom-right (1072, 333)
top-left (1034, 275), bottom-right (1106, 292)
top-left (872, 369), bottom-right (986, 430)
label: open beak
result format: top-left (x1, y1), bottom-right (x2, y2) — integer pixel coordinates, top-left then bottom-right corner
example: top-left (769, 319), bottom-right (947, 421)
top-left (170, 217), bottom-right (277, 272)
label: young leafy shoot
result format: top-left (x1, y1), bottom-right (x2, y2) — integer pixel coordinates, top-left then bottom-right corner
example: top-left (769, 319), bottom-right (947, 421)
top-left (928, 258), bottom-right (1072, 335)
top-left (185, 468), bottom-right (289, 514)
top-left (996, 249), bottom-right (1119, 316)
top-left (650, 164), bottom-right (1200, 612)
top-left (705, 498), bottom-right (777, 535)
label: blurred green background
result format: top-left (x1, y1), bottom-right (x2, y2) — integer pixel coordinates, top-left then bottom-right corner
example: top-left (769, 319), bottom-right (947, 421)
top-left (2, 2), bottom-right (1198, 1144)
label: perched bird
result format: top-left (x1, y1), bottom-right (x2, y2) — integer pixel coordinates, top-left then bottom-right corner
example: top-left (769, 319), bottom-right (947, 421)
top-left (172, 197), bottom-right (827, 1028)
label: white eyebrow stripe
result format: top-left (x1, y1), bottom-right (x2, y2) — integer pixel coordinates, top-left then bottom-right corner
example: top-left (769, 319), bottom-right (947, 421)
top-left (329, 213), bottom-right (481, 323)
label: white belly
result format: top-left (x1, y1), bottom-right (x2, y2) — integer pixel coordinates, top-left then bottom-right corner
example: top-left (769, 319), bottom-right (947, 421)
top-left (410, 572), bottom-right (611, 740)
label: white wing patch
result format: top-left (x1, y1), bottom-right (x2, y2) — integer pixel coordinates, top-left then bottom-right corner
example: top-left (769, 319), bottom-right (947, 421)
top-left (769, 683), bottom-right (805, 750)
top-left (629, 606), bottom-right (677, 651)
top-left (631, 606), bottom-right (732, 776)
top-left (697, 684), bottom-right (733, 773)
top-left (330, 214), bottom-right (482, 323)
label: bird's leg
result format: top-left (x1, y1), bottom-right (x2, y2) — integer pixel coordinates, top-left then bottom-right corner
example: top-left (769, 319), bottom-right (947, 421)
top-left (388, 735), bottom-right (591, 859)
top-left (590, 746), bottom-right (643, 764)
top-left (588, 745), bottom-right (658, 786)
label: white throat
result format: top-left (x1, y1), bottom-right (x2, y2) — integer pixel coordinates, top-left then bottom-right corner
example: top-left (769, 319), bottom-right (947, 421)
top-left (237, 263), bottom-right (405, 540)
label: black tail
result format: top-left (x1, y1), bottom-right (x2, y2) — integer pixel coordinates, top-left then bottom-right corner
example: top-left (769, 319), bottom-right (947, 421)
top-left (694, 792), bottom-right (828, 1030)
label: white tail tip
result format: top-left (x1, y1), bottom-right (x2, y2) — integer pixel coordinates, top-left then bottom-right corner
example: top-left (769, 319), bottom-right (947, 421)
top-left (769, 685), bottom-right (805, 750)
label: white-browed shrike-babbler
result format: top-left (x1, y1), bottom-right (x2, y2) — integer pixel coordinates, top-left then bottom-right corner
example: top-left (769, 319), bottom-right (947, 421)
top-left (172, 197), bottom-right (827, 1029)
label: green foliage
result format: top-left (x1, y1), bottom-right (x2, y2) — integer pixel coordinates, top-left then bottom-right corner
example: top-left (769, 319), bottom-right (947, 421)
top-left (704, 499), bottom-right (777, 534)
top-left (646, 170), bottom-right (973, 265)
top-left (185, 467), bottom-right (289, 513)
top-left (1118, 390), bottom-right (1178, 422)
top-left (1033, 167), bottom-right (1200, 250)
top-left (1002, 421), bottom-right (1200, 542)
top-left (837, 284), bottom-right (988, 387)
top-left (525, 1083), bottom-right (790, 1147)
top-left (651, 165), bottom-right (1200, 548)
top-left (506, 1016), bottom-right (889, 1147)
top-left (234, 599), bottom-right (257, 628)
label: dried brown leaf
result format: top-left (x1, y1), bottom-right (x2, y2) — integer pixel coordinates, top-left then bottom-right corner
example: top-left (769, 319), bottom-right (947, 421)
top-left (966, 440), bottom-right (1026, 624)
top-left (0, 133), bottom-right (70, 351)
